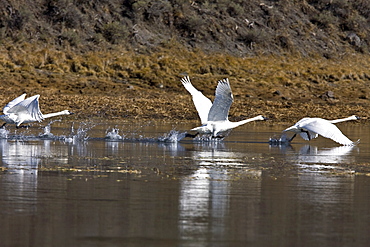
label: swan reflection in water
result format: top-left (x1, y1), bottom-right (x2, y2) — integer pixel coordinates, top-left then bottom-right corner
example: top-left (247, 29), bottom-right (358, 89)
top-left (294, 145), bottom-right (357, 213)
top-left (0, 139), bottom-right (70, 214)
top-left (0, 140), bottom-right (38, 214)
top-left (178, 142), bottom-right (261, 241)
top-left (272, 143), bottom-right (356, 173)
top-left (295, 145), bottom-right (356, 164)
top-left (0, 139), bottom-right (48, 171)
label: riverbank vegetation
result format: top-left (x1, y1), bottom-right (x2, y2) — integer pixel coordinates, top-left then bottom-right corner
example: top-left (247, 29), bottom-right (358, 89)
top-left (0, 0), bottom-right (369, 123)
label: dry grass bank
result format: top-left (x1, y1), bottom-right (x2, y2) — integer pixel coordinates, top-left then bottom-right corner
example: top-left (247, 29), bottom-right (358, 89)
top-left (0, 42), bottom-right (369, 124)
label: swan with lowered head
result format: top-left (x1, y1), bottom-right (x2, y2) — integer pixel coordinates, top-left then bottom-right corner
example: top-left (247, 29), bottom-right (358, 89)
top-left (284, 115), bottom-right (360, 145)
top-left (0, 93), bottom-right (73, 128)
top-left (181, 76), bottom-right (266, 138)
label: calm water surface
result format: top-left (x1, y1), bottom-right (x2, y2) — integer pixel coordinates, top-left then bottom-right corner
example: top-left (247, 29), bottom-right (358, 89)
top-left (0, 120), bottom-right (369, 247)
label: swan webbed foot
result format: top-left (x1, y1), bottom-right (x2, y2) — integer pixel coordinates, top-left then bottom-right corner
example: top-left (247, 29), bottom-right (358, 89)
top-left (0, 123), bottom-right (6, 128)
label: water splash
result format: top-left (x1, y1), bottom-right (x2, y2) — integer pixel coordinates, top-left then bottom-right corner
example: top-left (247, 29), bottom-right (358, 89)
top-left (105, 128), bottom-right (124, 140)
top-left (61, 122), bottom-right (96, 143)
top-left (193, 134), bottom-right (225, 142)
top-left (0, 127), bottom-right (9, 139)
top-left (38, 120), bottom-right (61, 138)
top-left (186, 129), bottom-right (231, 142)
top-left (157, 130), bottom-right (187, 143)
top-left (269, 133), bottom-right (290, 146)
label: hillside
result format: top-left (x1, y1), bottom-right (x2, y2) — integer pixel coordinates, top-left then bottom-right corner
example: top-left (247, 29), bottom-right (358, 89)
top-left (1, 0), bottom-right (369, 55)
top-left (0, 0), bottom-right (369, 123)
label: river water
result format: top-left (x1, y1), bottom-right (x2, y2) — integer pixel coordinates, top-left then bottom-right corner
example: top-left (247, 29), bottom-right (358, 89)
top-left (0, 120), bottom-right (369, 247)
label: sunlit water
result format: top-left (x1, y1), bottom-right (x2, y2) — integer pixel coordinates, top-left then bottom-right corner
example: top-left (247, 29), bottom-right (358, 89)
top-left (0, 120), bottom-right (369, 247)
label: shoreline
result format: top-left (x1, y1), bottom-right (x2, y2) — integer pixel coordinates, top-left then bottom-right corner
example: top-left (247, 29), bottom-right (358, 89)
top-left (0, 88), bottom-right (366, 125)
top-left (1, 50), bottom-right (369, 124)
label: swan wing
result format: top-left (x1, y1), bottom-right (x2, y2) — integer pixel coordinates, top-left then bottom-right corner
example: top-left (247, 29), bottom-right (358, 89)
top-left (7, 95), bottom-right (44, 122)
top-left (207, 78), bottom-right (233, 122)
top-left (299, 131), bottom-right (319, 141)
top-left (301, 119), bottom-right (354, 145)
top-left (3, 93), bottom-right (27, 114)
top-left (181, 76), bottom-right (212, 124)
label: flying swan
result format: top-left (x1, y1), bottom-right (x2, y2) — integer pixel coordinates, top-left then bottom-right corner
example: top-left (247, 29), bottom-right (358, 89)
top-left (0, 93), bottom-right (74, 128)
top-left (284, 115), bottom-right (360, 145)
top-left (181, 76), bottom-right (266, 138)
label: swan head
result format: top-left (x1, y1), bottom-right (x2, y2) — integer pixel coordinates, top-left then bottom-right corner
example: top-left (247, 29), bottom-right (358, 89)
top-left (345, 115), bottom-right (360, 120)
top-left (256, 115), bottom-right (268, 121)
top-left (62, 110), bottom-right (74, 115)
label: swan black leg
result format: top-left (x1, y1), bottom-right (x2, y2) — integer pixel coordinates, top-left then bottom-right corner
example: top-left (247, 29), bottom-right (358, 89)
top-left (288, 133), bottom-right (297, 142)
top-left (0, 123), bottom-right (6, 128)
top-left (301, 130), bottom-right (311, 140)
top-left (16, 125), bottom-right (29, 129)
top-left (185, 132), bottom-right (199, 138)
top-left (213, 135), bottom-right (225, 139)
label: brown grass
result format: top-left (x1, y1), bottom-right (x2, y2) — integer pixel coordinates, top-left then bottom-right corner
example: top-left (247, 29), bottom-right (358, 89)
top-left (0, 41), bottom-right (369, 124)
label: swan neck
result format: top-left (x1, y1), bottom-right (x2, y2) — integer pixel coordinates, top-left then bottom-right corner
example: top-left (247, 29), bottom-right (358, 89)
top-left (329, 116), bottom-right (356, 124)
top-left (43, 111), bottom-right (68, 119)
top-left (231, 116), bottom-right (261, 127)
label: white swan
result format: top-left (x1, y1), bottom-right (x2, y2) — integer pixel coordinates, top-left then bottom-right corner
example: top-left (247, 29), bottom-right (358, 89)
top-left (0, 93), bottom-right (73, 128)
top-left (181, 76), bottom-right (266, 138)
top-left (284, 115), bottom-right (360, 145)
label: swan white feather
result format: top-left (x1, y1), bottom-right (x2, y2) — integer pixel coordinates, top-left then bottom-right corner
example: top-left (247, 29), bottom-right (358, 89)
top-left (181, 76), bottom-right (212, 124)
top-left (3, 93), bottom-right (27, 114)
top-left (0, 94), bottom-right (73, 127)
top-left (207, 78), bottom-right (233, 122)
top-left (284, 116), bottom-right (360, 145)
top-left (182, 76), bottom-right (266, 137)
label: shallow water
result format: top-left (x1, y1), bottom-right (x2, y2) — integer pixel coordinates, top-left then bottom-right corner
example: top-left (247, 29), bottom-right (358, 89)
top-left (0, 120), bottom-right (369, 247)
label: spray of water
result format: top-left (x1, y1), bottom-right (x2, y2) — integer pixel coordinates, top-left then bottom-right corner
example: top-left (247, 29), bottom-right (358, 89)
top-left (105, 128), bottom-right (124, 140)
top-left (38, 120), bottom-right (61, 138)
top-left (269, 133), bottom-right (290, 146)
top-left (61, 122), bottom-right (97, 143)
top-left (157, 129), bottom-right (187, 143)
top-left (193, 134), bottom-right (225, 142)
top-left (0, 127), bottom-right (9, 139)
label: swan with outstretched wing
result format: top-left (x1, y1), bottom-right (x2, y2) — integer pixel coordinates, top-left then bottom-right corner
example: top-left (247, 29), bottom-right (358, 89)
top-left (284, 116), bottom-right (360, 146)
top-left (1, 94), bottom-right (73, 128)
top-left (181, 76), bottom-right (266, 138)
